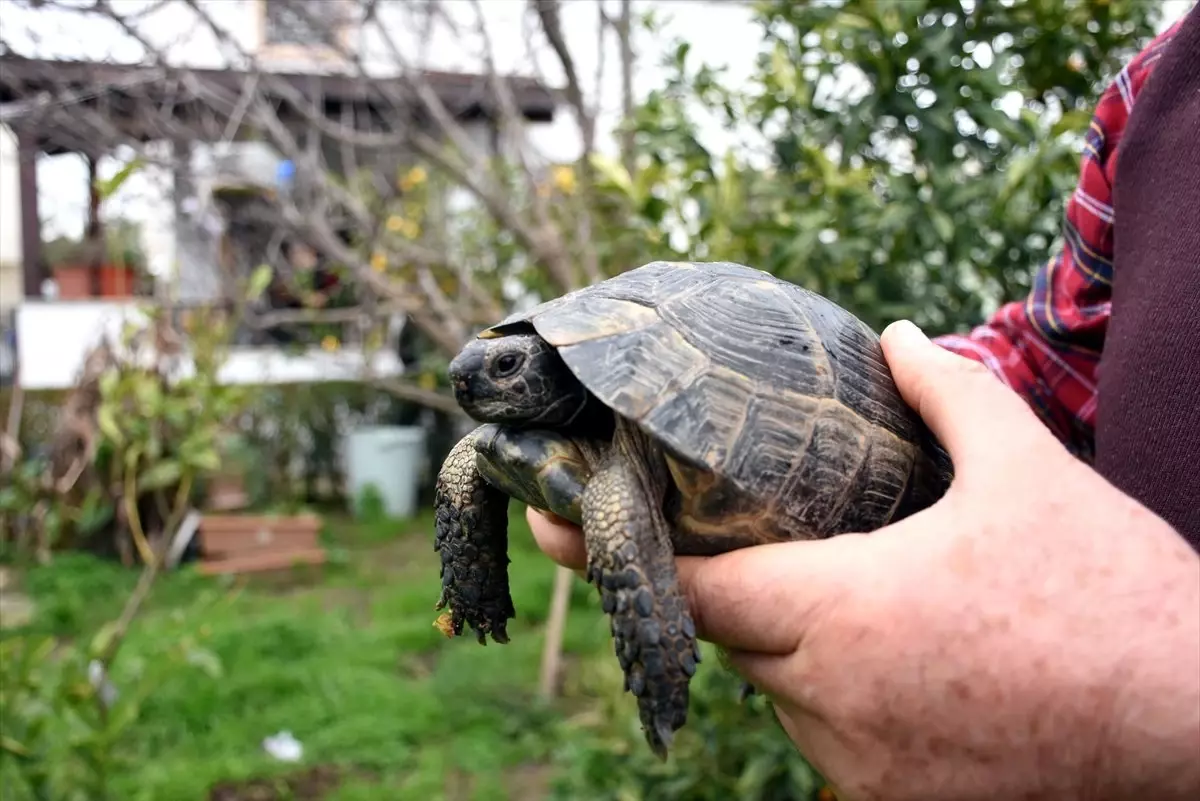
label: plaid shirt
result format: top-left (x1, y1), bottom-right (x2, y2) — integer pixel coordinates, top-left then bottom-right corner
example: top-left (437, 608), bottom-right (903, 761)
top-left (934, 18), bottom-right (1186, 461)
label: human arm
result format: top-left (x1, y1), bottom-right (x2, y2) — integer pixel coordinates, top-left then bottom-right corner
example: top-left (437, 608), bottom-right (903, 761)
top-left (528, 320), bottom-right (1200, 801)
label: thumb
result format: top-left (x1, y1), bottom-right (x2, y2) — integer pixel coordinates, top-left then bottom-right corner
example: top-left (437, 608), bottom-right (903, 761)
top-left (880, 320), bottom-right (1060, 470)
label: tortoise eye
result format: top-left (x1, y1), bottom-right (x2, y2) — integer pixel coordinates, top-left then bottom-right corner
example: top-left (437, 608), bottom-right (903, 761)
top-left (493, 353), bottom-right (523, 378)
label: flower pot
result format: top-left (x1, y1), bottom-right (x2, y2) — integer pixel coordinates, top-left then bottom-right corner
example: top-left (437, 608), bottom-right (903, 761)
top-left (51, 263), bottom-right (138, 299)
top-left (197, 513), bottom-right (326, 575)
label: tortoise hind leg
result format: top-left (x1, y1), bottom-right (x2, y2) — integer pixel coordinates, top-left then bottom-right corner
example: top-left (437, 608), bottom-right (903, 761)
top-left (434, 427), bottom-right (515, 645)
top-left (582, 426), bottom-right (701, 760)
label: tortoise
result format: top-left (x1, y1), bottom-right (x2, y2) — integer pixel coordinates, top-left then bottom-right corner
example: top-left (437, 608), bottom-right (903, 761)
top-left (432, 260), bottom-right (953, 758)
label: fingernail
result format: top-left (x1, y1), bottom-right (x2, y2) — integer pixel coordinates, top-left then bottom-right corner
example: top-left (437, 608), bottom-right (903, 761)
top-left (884, 319), bottom-right (930, 345)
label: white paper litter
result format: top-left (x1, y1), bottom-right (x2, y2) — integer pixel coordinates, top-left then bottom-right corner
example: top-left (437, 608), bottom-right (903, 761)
top-left (262, 730), bottom-right (304, 762)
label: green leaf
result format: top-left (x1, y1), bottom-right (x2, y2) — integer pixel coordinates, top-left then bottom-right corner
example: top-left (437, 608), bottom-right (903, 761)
top-left (102, 698), bottom-right (142, 738)
top-left (0, 486), bottom-right (21, 510)
top-left (75, 489), bottom-right (116, 535)
top-left (96, 407), bottom-right (123, 446)
top-left (94, 156), bottom-right (145, 200)
top-left (98, 369), bottom-right (120, 399)
top-left (673, 41), bottom-right (690, 68)
top-left (186, 448), bottom-right (221, 473)
top-left (0, 735), bottom-right (31, 758)
top-left (138, 459), bottom-right (182, 492)
top-left (246, 264), bottom-right (274, 302)
top-left (735, 753), bottom-right (777, 796)
top-left (88, 621), bottom-right (120, 658)
top-left (930, 209), bottom-right (955, 243)
top-left (588, 153), bottom-right (635, 197)
top-left (184, 647), bottom-right (224, 679)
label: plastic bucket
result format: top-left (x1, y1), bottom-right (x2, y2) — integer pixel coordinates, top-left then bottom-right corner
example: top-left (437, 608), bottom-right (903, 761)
top-left (344, 425), bottom-right (428, 519)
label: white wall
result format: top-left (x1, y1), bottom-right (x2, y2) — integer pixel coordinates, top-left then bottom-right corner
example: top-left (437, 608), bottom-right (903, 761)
top-left (0, 127), bottom-right (21, 267)
top-left (0, 126), bottom-right (24, 309)
top-left (15, 300), bottom-right (404, 390)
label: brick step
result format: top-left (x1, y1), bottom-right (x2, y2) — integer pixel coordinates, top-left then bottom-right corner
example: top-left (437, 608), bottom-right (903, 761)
top-left (197, 546), bottom-right (328, 576)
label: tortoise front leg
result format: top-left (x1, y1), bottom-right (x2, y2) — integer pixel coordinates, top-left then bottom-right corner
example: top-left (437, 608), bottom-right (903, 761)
top-left (473, 425), bottom-right (596, 526)
top-left (434, 424), bottom-right (596, 645)
top-left (434, 427), bottom-right (515, 644)
top-left (582, 424), bottom-right (702, 760)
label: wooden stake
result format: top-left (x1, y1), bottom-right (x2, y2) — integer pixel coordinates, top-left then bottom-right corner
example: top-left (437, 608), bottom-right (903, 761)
top-left (537, 564), bottom-right (575, 699)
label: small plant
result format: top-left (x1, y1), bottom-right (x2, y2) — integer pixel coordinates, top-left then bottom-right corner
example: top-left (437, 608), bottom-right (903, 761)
top-left (549, 643), bottom-right (827, 801)
top-left (0, 266), bottom-right (270, 799)
top-left (0, 456), bottom-right (113, 564)
top-left (354, 483), bottom-right (389, 523)
top-left (0, 609), bottom-right (224, 801)
top-left (41, 218), bottom-right (147, 274)
top-left (90, 265), bottom-right (272, 564)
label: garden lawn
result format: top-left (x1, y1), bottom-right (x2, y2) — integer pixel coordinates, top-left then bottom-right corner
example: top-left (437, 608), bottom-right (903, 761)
top-left (6, 510), bottom-right (619, 801)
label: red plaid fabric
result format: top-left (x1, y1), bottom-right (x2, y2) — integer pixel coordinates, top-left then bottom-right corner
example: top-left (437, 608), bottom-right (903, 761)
top-left (934, 17), bottom-right (1187, 460)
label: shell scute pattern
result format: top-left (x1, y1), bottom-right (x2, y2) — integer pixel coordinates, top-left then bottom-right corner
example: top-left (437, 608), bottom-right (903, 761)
top-left (510, 260), bottom-right (942, 538)
top-left (553, 324), bottom-right (708, 422)
top-left (655, 278), bottom-right (837, 399)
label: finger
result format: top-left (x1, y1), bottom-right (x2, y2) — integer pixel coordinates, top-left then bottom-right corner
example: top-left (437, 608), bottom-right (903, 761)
top-left (673, 535), bottom-right (868, 654)
top-left (526, 506), bottom-right (588, 570)
top-left (880, 320), bottom-right (1063, 468)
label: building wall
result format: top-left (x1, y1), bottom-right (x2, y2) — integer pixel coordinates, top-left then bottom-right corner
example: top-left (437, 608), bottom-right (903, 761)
top-left (14, 300), bottom-right (404, 390)
top-left (0, 126), bottom-right (24, 309)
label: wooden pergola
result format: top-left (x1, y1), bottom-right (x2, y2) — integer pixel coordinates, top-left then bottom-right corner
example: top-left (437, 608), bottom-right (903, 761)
top-left (0, 54), bottom-right (559, 298)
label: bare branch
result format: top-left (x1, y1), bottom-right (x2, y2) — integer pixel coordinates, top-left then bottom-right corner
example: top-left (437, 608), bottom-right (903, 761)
top-left (614, 0), bottom-right (637, 173)
top-left (6, 0), bottom-right (645, 411)
top-left (532, 0), bottom-right (596, 152)
top-left (370, 378), bottom-right (465, 417)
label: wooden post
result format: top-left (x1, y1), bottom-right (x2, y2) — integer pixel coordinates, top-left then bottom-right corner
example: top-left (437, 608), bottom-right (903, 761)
top-left (84, 152), bottom-right (103, 298)
top-left (538, 563), bottom-right (575, 699)
top-left (171, 138), bottom-right (194, 302)
top-left (16, 131), bottom-right (42, 298)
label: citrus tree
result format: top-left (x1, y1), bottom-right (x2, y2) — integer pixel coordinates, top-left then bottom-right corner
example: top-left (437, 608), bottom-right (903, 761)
top-left (590, 0), bottom-right (1161, 333)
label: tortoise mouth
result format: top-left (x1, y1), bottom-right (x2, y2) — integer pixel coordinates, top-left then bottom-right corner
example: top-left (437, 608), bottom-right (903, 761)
top-left (448, 340), bottom-right (489, 407)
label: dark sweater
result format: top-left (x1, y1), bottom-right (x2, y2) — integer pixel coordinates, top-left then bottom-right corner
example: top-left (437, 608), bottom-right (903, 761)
top-left (1096, 10), bottom-right (1200, 548)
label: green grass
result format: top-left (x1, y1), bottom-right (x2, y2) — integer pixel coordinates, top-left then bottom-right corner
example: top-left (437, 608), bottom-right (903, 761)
top-left (3, 510), bottom-right (618, 800)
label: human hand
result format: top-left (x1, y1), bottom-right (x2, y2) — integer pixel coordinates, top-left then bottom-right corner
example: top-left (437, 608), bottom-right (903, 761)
top-left (528, 320), bottom-right (1200, 801)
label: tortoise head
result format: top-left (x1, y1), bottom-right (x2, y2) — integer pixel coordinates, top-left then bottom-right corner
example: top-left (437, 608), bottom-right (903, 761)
top-left (448, 329), bottom-right (589, 427)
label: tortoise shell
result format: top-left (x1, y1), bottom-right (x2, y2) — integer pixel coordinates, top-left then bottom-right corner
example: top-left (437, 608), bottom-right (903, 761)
top-left (481, 260), bottom-right (953, 545)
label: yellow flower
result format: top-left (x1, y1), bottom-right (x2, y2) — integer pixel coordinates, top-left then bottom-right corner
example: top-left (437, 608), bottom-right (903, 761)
top-left (370, 251), bottom-right (388, 272)
top-left (399, 165), bottom-right (427, 192)
top-left (386, 215), bottom-right (420, 239)
top-left (321, 335), bottom-right (340, 352)
top-left (551, 164), bottom-right (577, 195)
